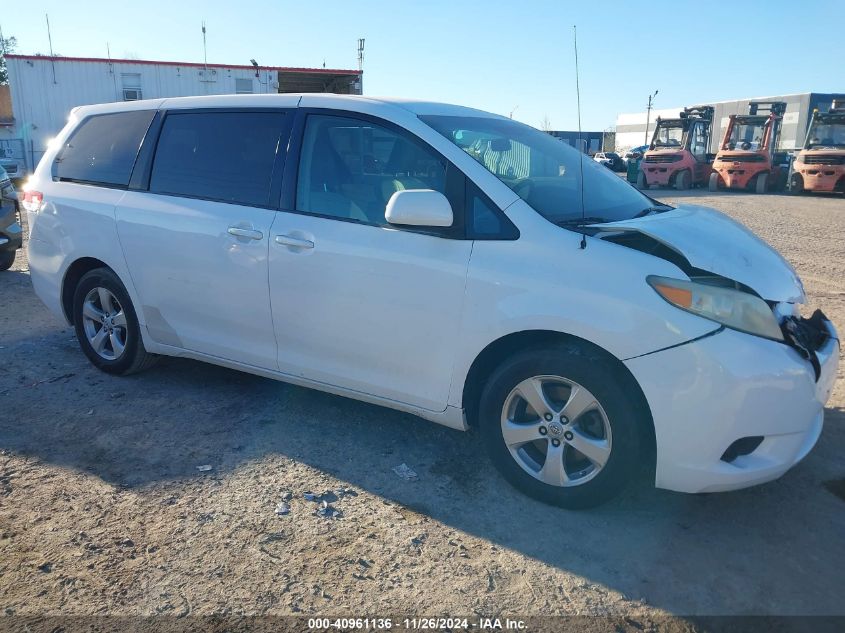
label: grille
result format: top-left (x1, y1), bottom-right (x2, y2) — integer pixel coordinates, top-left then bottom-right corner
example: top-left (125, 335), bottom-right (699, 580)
top-left (803, 154), bottom-right (845, 165)
top-left (718, 154), bottom-right (766, 163)
top-left (644, 153), bottom-right (682, 163)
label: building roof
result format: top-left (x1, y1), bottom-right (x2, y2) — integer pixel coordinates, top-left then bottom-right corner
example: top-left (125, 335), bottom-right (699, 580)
top-left (5, 54), bottom-right (361, 76)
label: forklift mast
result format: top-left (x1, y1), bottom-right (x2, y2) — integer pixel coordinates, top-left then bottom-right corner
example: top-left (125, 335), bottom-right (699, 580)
top-left (748, 101), bottom-right (787, 116)
top-left (681, 105), bottom-right (715, 120)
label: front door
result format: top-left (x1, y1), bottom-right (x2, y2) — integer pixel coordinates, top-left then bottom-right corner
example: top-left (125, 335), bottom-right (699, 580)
top-left (116, 109), bottom-right (290, 369)
top-left (268, 113), bottom-right (472, 411)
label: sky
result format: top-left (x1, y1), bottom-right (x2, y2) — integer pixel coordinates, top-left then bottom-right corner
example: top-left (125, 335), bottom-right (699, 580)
top-left (2, 0), bottom-right (842, 131)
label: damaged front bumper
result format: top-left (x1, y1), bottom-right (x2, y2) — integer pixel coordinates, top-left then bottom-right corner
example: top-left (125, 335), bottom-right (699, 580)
top-left (625, 315), bottom-right (839, 494)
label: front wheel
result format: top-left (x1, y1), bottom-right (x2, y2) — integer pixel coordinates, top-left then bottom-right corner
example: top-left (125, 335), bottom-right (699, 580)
top-left (755, 172), bottom-right (769, 194)
top-left (72, 268), bottom-right (158, 375)
top-left (790, 173), bottom-right (804, 194)
top-left (708, 172), bottom-right (720, 192)
top-left (478, 343), bottom-right (647, 509)
top-left (674, 169), bottom-right (691, 191)
top-left (636, 171), bottom-right (648, 190)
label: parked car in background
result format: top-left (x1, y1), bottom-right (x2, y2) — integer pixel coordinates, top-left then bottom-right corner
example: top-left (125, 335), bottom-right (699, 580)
top-left (0, 165), bottom-right (22, 271)
top-left (24, 94), bottom-right (839, 508)
top-left (0, 159), bottom-right (22, 183)
top-left (594, 151), bottom-right (625, 172)
top-left (624, 145), bottom-right (650, 163)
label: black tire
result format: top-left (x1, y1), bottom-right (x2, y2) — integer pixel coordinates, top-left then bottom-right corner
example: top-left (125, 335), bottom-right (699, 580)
top-left (72, 267), bottom-right (158, 375)
top-left (0, 251), bottom-right (15, 271)
top-left (755, 172), bottom-right (769, 194)
top-left (790, 173), bottom-right (804, 195)
top-left (478, 342), bottom-right (647, 509)
top-left (708, 172), bottom-right (720, 192)
top-left (636, 171), bottom-right (648, 190)
top-left (674, 169), bottom-right (691, 191)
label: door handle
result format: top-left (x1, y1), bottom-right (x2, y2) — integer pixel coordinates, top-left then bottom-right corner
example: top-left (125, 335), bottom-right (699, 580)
top-left (227, 226), bottom-right (263, 240)
top-left (275, 234), bottom-right (314, 249)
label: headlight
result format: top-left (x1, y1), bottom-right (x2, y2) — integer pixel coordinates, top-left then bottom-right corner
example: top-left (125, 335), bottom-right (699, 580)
top-left (647, 275), bottom-right (784, 341)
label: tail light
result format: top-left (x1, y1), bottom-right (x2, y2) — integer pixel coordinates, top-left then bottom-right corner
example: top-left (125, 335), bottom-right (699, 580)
top-left (22, 190), bottom-right (44, 213)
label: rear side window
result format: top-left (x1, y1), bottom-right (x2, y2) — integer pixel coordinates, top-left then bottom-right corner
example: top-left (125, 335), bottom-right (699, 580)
top-left (150, 111), bottom-right (287, 207)
top-left (54, 110), bottom-right (155, 186)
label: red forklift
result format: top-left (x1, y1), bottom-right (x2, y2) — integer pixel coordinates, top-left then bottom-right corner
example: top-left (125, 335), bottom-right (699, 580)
top-left (637, 106), bottom-right (714, 190)
top-left (709, 101), bottom-right (789, 193)
top-left (790, 100), bottom-right (845, 194)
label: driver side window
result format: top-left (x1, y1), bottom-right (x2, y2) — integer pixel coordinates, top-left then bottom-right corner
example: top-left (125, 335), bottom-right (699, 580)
top-left (295, 114), bottom-right (447, 226)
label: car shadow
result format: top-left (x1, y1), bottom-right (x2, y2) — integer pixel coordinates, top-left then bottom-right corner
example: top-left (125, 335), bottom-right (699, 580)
top-left (2, 270), bottom-right (845, 616)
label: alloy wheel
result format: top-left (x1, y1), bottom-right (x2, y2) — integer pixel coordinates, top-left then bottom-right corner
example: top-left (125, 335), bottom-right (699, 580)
top-left (81, 287), bottom-right (128, 361)
top-left (500, 375), bottom-right (612, 487)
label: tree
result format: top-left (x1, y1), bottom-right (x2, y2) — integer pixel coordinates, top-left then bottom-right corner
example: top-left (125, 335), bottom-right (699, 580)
top-left (0, 34), bottom-right (17, 85)
top-left (541, 114), bottom-right (553, 132)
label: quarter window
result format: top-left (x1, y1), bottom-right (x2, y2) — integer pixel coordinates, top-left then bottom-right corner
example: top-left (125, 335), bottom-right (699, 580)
top-left (54, 110), bottom-right (155, 186)
top-left (295, 115), bottom-right (447, 225)
top-left (150, 111), bottom-right (287, 207)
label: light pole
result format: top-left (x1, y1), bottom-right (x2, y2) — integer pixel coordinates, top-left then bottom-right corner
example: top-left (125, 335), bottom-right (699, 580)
top-left (644, 90), bottom-right (658, 146)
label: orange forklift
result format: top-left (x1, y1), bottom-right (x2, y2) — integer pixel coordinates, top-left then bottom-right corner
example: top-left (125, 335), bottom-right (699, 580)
top-left (637, 106), bottom-right (714, 190)
top-left (790, 100), bottom-right (845, 194)
top-left (709, 101), bottom-right (789, 193)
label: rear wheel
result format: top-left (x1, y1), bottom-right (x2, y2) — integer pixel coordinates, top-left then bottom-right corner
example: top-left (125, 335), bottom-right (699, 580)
top-left (790, 173), bottom-right (804, 194)
top-left (0, 251), bottom-right (15, 271)
top-left (674, 169), bottom-right (691, 191)
top-left (755, 172), bottom-right (769, 194)
top-left (72, 268), bottom-right (158, 375)
top-left (478, 343), bottom-right (646, 509)
top-left (636, 171), bottom-right (648, 190)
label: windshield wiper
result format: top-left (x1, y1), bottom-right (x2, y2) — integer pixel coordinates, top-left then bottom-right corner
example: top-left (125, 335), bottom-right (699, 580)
top-left (556, 216), bottom-right (610, 227)
top-left (633, 205), bottom-right (672, 218)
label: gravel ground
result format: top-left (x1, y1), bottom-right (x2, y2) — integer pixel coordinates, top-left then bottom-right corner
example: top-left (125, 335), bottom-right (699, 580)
top-left (0, 190), bottom-right (844, 623)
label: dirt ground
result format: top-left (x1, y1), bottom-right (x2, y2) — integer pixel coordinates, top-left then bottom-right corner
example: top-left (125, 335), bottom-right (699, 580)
top-left (1, 190), bottom-right (844, 624)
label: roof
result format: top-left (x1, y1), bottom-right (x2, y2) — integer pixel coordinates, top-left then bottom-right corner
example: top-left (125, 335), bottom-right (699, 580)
top-left (4, 54), bottom-right (361, 76)
top-left (68, 93), bottom-right (505, 122)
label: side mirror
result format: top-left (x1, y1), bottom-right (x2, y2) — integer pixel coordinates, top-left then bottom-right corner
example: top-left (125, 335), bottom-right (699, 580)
top-left (385, 189), bottom-right (453, 228)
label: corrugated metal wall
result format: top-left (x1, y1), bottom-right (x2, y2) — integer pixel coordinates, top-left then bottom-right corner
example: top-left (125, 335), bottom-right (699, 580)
top-left (4, 57), bottom-right (278, 172)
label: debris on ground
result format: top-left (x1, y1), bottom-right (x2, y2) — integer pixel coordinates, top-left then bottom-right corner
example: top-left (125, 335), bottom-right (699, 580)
top-left (303, 491), bottom-right (316, 501)
top-left (392, 463), bottom-right (418, 481)
top-left (274, 501), bottom-right (291, 516)
top-left (196, 464), bottom-right (212, 472)
top-left (315, 500), bottom-right (342, 520)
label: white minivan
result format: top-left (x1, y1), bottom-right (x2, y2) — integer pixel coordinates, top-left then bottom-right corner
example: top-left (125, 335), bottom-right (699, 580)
top-left (24, 94), bottom-right (839, 508)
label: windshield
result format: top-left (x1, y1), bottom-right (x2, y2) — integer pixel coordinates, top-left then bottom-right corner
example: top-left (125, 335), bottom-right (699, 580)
top-left (652, 123), bottom-right (684, 148)
top-left (726, 120), bottom-right (766, 151)
top-left (420, 115), bottom-right (655, 225)
top-left (806, 121), bottom-right (845, 149)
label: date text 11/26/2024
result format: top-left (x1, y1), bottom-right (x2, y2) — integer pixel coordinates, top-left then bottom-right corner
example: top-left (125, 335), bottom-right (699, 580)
top-left (307, 618), bottom-right (527, 630)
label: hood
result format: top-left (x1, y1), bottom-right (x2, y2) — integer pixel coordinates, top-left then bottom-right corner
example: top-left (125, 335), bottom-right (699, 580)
top-left (591, 205), bottom-right (805, 303)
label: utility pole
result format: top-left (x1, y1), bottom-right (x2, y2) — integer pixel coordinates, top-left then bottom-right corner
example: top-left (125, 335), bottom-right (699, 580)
top-left (644, 90), bottom-right (658, 145)
top-left (201, 21), bottom-right (208, 74)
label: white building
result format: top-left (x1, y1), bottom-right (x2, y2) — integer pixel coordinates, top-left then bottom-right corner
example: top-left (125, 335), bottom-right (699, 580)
top-left (1, 54), bottom-right (363, 175)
